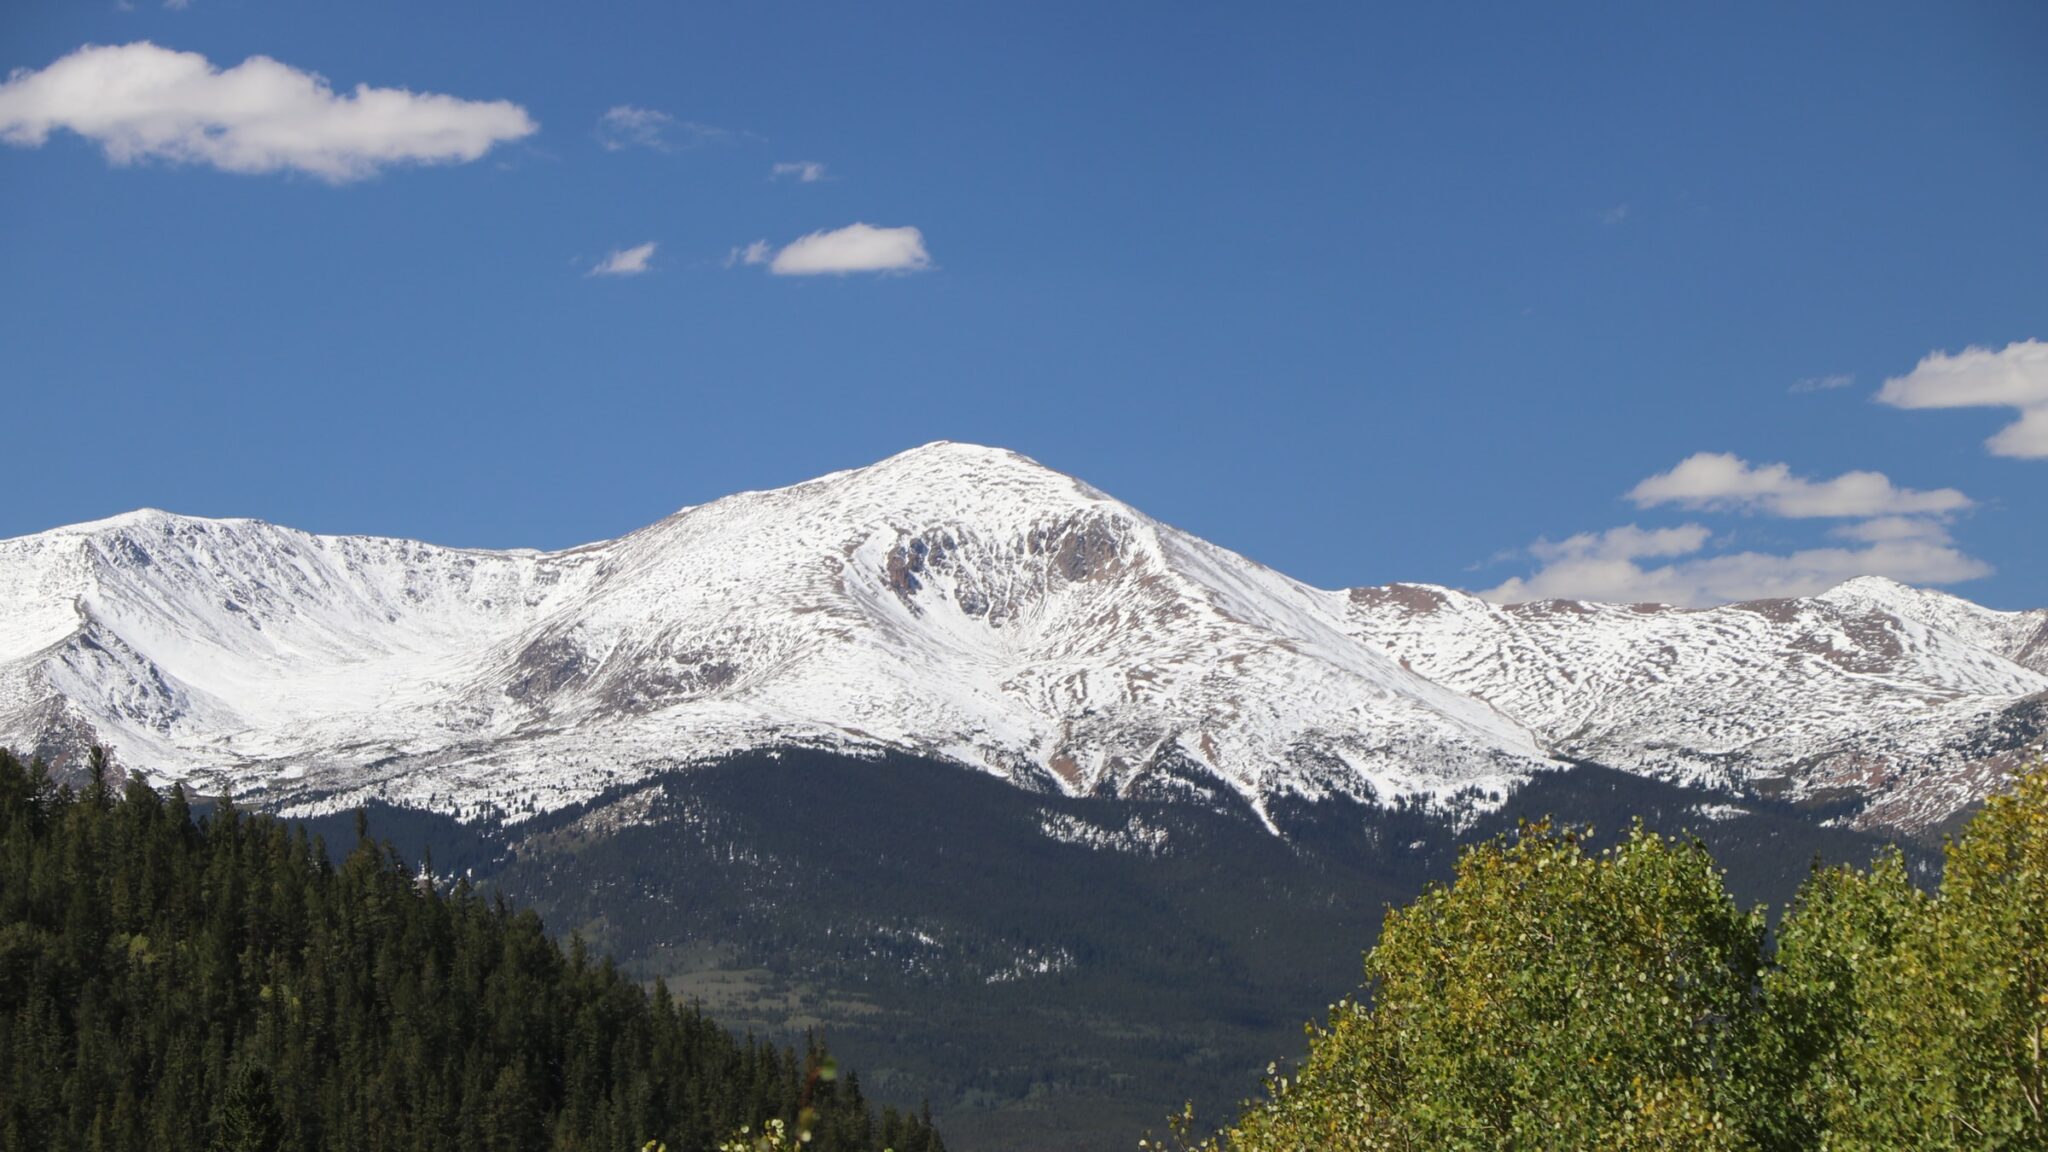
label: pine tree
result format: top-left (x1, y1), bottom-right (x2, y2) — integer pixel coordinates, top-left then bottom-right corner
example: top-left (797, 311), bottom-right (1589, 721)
top-left (0, 747), bottom-right (942, 1152)
top-left (210, 1066), bottom-right (285, 1152)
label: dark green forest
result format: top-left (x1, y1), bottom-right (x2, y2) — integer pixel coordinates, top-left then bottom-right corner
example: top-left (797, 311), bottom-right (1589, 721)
top-left (0, 748), bottom-right (944, 1152)
top-left (4, 733), bottom-right (2000, 1152)
top-left (416, 751), bottom-right (1919, 1151)
top-left (252, 748), bottom-right (1923, 1151)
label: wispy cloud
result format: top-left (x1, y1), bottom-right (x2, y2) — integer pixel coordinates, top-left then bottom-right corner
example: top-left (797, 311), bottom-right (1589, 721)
top-left (771, 160), bottom-right (828, 183)
top-left (1529, 524), bottom-right (1714, 565)
top-left (1790, 373), bottom-right (1854, 394)
top-left (1628, 452), bottom-right (1971, 519)
top-left (1599, 203), bottom-right (1630, 225)
top-left (1481, 527), bottom-right (1989, 606)
top-left (596, 106), bottom-right (671, 151)
top-left (1832, 516), bottom-right (1954, 545)
top-left (1877, 339), bottom-right (2048, 459)
top-left (0, 42), bottom-right (535, 181)
top-left (723, 240), bottom-right (771, 269)
top-left (729, 223), bottom-right (933, 277)
top-left (589, 241), bottom-right (657, 277)
top-left (595, 105), bottom-right (735, 152)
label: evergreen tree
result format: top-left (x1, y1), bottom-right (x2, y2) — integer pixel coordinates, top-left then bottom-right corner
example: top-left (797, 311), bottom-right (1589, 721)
top-left (0, 747), bottom-right (942, 1152)
top-left (211, 1066), bottom-right (285, 1152)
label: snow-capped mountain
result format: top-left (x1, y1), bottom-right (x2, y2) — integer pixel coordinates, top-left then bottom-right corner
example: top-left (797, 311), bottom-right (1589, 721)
top-left (2, 442), bottom-right (2041, 833)
top-left (1345, 578), bottom-right (2048, 830)
top-left (0, 444), bottom-right (1545, 826)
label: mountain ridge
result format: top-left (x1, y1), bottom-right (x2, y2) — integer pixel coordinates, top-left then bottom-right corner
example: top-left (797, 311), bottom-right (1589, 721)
top-left (3, 442), bottom-right (2042, 834)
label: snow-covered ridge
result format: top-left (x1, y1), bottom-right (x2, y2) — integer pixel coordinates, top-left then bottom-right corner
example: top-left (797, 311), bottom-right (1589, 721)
top-left (2, 442), bottom-right (2041, 834)
top-left (0, 443), bottom-right (1543, 827)
top-left (1344, 577), bottom-right (2048, 830)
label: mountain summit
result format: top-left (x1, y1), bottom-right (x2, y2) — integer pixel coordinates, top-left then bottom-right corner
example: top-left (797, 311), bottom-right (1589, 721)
top-left (2, 443), bottom-right (2042, 832)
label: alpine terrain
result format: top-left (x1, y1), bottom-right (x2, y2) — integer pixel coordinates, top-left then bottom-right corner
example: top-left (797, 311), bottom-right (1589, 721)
top-left (2, 441), bottom-right (2041, 835)
top-left (4, 442), bottom-right (2044, 1149)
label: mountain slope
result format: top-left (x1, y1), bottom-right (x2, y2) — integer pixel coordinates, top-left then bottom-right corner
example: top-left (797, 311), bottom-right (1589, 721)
top-left (0, 444), bottom-right (1548, 826)
top-left (2, 442), bottom-right (2041, 833)
top-left (1344, 578), bottom-right (2048, 830)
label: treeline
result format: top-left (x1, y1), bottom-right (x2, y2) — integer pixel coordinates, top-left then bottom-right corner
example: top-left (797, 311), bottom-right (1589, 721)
top-left (0, 749), bottom-right (945, 1152)
top-left (1163, 764), bottom-right (2048, 1151)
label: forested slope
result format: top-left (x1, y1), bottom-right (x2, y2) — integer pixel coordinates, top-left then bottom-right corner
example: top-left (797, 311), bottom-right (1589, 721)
top-left (0, 748), bottom-right (943, 1152)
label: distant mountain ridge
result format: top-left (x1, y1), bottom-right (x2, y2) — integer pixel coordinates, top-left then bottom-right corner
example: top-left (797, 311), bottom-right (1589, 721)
top-left (2, 442), bottom-right (2042, 834)
top-left (1346, 577), bottom-right (2048, 831)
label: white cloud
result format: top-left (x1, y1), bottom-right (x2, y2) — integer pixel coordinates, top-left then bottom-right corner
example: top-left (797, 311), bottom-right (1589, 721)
top-left (1528, 524), bottom-right (1714, 564)
top-left (732, 223), bottom-right (933, 276)
top-left (0, 42), bottom-right (535, 181)
top-left (1600, 203), bottom-right (1630, 225)
top-left (1628, 452), bottom-right (1971, 519)
top-left (1790, 373), bottom-right (1854, 394)
top-left (1877, 339), bottom-right (2048, 459)
top-left (772, 160), bottom-right (828, 183)
top-left (1482, 526), bottom-right (1989, 606)
top-left (1830, 516), bottom-right (1953, 545)
top-left (596, 105), bottom-right (732, 152)
top-left (589, 241), bottom-right (656, 277)
top-left (1483, 451), bottom-right (1988, 605)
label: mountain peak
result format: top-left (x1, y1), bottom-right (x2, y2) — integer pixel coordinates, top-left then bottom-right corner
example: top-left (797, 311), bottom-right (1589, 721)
top-left (890, 439), bottom-right (1023, 461)
top-left (1824, 574), bottom-right (1924, 599)
top-left (1816, 574), bottom-right (1986, 621)
top-left (3, 453), bottom-right (2043, 839)
top-left (748, 441), bottom-right (1117, 527)
top-left (40, 507), bottom-right (188, 537)
top-left (0, 444), bottom-right (1557, 826)
top-left (858, 441), bottom-right (1068, 485)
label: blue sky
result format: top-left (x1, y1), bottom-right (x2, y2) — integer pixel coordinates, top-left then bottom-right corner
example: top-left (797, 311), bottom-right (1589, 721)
top-left (2, 2), bottom-right (2043, 607)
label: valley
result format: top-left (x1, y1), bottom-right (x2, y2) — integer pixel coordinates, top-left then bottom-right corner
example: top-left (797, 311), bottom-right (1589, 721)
top-left (4, 442), bottom-right (2041, 1147)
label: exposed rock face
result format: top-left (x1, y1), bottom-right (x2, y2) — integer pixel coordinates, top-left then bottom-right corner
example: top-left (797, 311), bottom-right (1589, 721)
top-left (1, 444), bottom-right (2041, 834)
top-left (0, 445), bottom-right (1542, 825)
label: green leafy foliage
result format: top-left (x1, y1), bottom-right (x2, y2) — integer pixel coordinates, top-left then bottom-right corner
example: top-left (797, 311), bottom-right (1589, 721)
top-left (1173, 764), bottom-right (2048, 1151)
top-left (1752, 848), bottom-right (1924, 1147)
top-left (0, 748), bottom-right (942, 1152)
top-left (1774, 766), bottom-right (2048, 1147)
top-left (1168, 822), bottom-right (1768, 1150)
